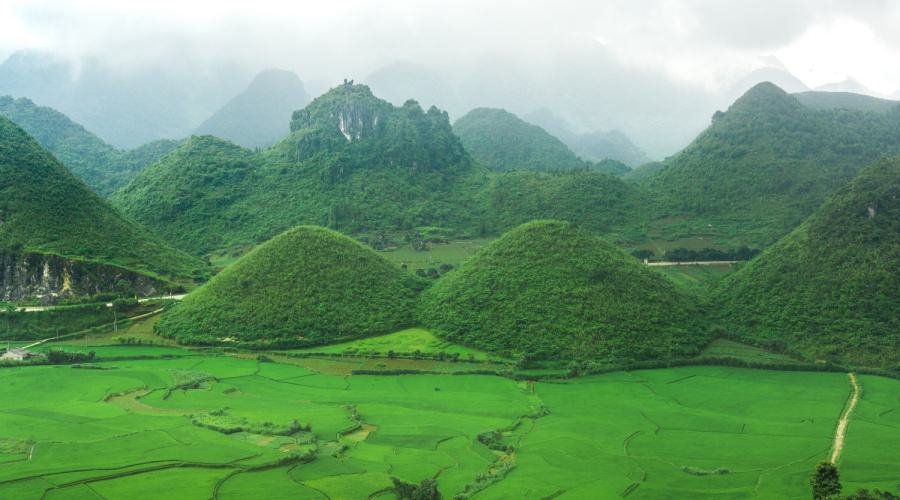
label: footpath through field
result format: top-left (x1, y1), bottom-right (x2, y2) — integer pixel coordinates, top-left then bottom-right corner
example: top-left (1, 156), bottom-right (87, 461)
top-left (831, 373), bottom-right (859, 463)
top-left (21, 294), bottom-right (186, 312)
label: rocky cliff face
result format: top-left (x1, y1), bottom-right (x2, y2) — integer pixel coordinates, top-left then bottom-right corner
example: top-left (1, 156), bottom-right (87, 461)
top-left (0, 253), bottom-right (160, 305)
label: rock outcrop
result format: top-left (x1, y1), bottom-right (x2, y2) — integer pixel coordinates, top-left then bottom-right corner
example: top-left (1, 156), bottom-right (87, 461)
top-left (0, 253), bottom-right (159, 305)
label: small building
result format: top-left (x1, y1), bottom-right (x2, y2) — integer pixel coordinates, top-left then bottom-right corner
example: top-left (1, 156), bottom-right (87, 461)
top-left (1, 347), bottom-right (45, 361)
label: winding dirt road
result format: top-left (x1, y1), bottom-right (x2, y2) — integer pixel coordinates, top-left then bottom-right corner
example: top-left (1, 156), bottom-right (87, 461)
top-left (831, 373), bottom-right (859, 463)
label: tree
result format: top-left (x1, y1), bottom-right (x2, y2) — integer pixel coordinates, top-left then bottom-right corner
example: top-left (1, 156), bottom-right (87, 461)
top-left (811, 460), bottom-right (842, 499)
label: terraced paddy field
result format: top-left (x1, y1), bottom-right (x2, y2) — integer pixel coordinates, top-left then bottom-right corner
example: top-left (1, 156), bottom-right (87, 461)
top-left (0, 352), bottom-right (898, 499)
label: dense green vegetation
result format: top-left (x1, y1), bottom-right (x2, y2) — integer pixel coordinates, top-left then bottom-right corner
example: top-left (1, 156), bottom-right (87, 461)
top-left (715, 156), bottom-right (900, 366)
top-left (192, 69), bottom-right (311, 149)
top-left (421, 220), bottom-right (705, 361)
top-left (794, 91), bottom-right (899, 114)
top-left (592, 157), bottom-right (632, 177)
top-left (156, 226), bottom-right (428, 345)
top-left (643, 82), bottom-right (900, 246)
top-left (452, 107), bottom-right (584, 172)
top-left (472, 167), bottom-right (646, 238)
top-left (113, 84), bottom-right (485, 254)
top-left (622, 160), bottom-right (666, 183)
top-left (0, 115), bottom-right (208, 284)
top-left (0, 96), bottom-right (181, 195)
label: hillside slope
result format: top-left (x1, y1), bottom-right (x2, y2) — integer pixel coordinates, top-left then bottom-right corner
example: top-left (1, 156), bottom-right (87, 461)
top-left (643, 82), bottom-right (900, 245)
top-left (715, 156), bottom-right (900, 366)
top-left (420, 220), bottom-right (704, 361)
top-left (156, 226), bottom-right (427, 345)
top-left (452, 108), bottom-right (584, 172)
top-left (0, 115), bottom-right (208, 295)
top-left (0, 96), bottom-right (180, 195)
top-left (113, 83), bottom-right (485, 254)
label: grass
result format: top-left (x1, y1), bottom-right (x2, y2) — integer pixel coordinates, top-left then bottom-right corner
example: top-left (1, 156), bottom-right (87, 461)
top-left (298, 327), bottom-right (507, 362)
top-left (376, 238), bottom-right (495, 271)
top-left (0, 356), bottom-right (898, 498)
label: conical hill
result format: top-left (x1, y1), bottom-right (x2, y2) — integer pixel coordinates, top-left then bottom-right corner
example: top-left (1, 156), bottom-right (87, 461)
top-left (643, 82), bottom-right (900, 245)
top-left (715, 156), bottom-right (900, 366)
top-left (156, 225), bottom-right (428, 346)
top-left (0, 115), bottom-right (207, 290)
top-left (452, 107), bottom-right (584, 172)
top-left (419, 220), bottom-right (705, 361)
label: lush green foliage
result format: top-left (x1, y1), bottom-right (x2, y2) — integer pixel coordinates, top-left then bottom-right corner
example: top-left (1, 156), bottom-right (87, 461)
top-left (794, 91), bottom-right (900, 114)
top-left (812, 460), bottom-right (842, 499)
top-left (0, 96), bottom-right (180, 195)
top-left (643, 82), bottom-right (900, 246)
top-left (452, 107), bottom-right (583, 172)
top-left (715, 156), bottom-right (900, 366)
top-left (622, 160), bottom-right (666, 183)
top-left (156, 226), bottom-right (428, 345)
top-left (113, 84), bottom-right (484, 254)
top-left (0, 115), bottom-right (208, 284)
top-left (472, 168), bottom-right (646, 237)
top-left (420, 220), bottom-right (705, 361)
top-left (592, 158), bottom-right (631, 177)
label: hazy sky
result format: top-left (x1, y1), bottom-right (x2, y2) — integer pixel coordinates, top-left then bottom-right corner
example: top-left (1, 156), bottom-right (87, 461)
top-left (2, 0), bottom-right (900, 95)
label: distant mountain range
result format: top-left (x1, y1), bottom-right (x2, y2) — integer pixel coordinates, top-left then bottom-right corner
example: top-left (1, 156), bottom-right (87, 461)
top-left (2, 48), bottom-right (896, 161)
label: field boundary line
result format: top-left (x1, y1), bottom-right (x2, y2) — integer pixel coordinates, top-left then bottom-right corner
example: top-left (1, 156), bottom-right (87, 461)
top-left (831, 373), bottom-right (859, 463)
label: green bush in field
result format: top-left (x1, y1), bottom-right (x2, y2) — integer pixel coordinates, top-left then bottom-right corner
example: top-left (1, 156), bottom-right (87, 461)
top-left (190, 408), bottom-right (306, 436)
top-left (0, 115), bottom-right (208, 287)
top-left (715, 156), bottom-right (900, 366)
top-left (156, 226), bottom-right (428, 345)
top-left (420, 220), bottom-right (705, 361)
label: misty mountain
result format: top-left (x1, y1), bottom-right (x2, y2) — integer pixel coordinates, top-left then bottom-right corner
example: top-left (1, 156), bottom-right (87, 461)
top-left (0, 95), bottom-right (181, 196)
top-left (191, 69), bottom-right (311, 150)
top-left (452, 108), bottom-right (583, 172)
top-left (0, 50), bottom-right (251, 149)
top-left (814, 77), bottom-right (881, 97)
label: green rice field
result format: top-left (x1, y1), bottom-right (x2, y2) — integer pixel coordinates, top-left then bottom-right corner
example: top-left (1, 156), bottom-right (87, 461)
top-left (0, 351), bottom-right (898, 499)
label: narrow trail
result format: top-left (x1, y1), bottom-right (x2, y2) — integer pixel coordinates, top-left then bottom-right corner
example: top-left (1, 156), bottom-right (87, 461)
top-left (831, 373), bottom-right (859, 463)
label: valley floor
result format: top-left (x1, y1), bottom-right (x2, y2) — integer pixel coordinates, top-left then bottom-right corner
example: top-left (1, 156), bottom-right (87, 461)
top-left (0, 351), bottom-right (896, 499)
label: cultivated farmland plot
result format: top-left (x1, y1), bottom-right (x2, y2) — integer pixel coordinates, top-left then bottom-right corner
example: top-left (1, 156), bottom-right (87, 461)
top-left (0, 354), bottom-right (898, 499)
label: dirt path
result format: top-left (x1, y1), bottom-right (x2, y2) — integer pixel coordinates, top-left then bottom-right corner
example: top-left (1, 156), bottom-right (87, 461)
top-left (831, 373), bottom-right (859, 463)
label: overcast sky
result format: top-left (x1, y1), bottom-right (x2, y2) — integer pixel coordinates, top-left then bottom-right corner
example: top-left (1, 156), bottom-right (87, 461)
top-left (2, 0), bottom-right (900, 95)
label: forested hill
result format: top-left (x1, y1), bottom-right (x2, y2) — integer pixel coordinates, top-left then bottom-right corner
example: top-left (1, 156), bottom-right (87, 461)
top-left (0, 96), bottom-right (181, 196)
top-left (420, 220), bottom-right (705, 361)
top-left (192, 69), bottom-right (311, 150)
top-left (642, 82), bottom-right (900, 245)
top-left (112, 83), bottom-right (487, 254)
top-left (714, 156), bottom-right (900, 366)
top-left (452, 108), bottom-right (584, 172)
top-left (0, 115), bottom-right (207, 284)
top-left (156, 225), bottom-right (427, 346)
top-left (793, 91), bottom-right (899, 113)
